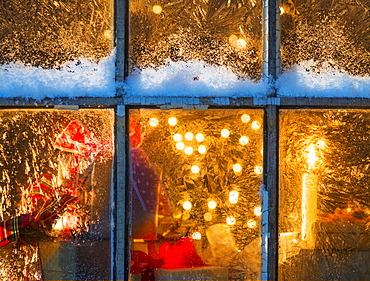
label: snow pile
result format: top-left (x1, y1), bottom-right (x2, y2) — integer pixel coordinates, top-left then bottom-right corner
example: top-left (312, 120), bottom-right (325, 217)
top-left (277, 60), bottom-right (370, 98)
top-left (124, 60), bottom-right (268, 97)
top-left (0, 54), bottom-right (115, 99)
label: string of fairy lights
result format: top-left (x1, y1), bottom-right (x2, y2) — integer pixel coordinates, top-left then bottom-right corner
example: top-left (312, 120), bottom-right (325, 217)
top-left (144, 112), bottom-right (263, 241)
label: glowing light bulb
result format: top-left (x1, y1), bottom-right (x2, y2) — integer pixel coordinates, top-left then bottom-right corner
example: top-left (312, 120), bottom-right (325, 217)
top-left (229, 34), bottom-right (238, 45)
top-left (239, 136), bottom-right (249, 145)
top-left (241, 114), bottom-right (251, 123)
top-left (149, 118), bottom-right (159, 127)
top-left (204, 212), bottom-right (213, 221)
top-left (251, 121), bottom-right (261, 130)
top-left (185, 132), bottom-right (194, 141)
top-left (184, 146), bottom-right (194, 155)
top-left (152, 4), bottom-right (162, 14)
top-left (191, 165), bottom-right (200, 173)
top-left (221, 129), bottom-right (230, 138)
top-left (226, 216), bottom-right (236, 225)
top-left (183, 201), bottom-right (192, 210)
top-left (233, 164), bottom-right (242, 173)
top-left (254, 207), bottom-right (262, 216)
top-left (229, 191), bottom-right (239, 204)
top-left (176, 142), bottom-right (185, 150)
top-left (254, 166), bottom-right (263, 175)
top-left (236, 38), bottom-right (247, 49)
top-left (168, 117), bottom-right (177, 126)
top-left (192, 232), bottom-right (202, 240)
top-left (198, 145), bottom-right (207, 154)
top-left (280, 6), bottom-right (285, 14)
top-left (174, 134), bottom-right (182, 142)
top-left (247, 219), bottom-right (257, 228)
top-left (208, 200), bottom-right (217, 209)
top-left (196, 133), bottom-right (205, 142)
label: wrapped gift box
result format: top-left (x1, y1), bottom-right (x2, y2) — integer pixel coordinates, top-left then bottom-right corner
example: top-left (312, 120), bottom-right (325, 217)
top-left (154, 266), bottom-right (229, 281)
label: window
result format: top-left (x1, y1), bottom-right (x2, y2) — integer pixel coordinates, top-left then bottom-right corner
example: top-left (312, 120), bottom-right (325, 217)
top-left (128, 109), bottom-right (263, 280)
top-left (0, 109), bottom-right (114, 280)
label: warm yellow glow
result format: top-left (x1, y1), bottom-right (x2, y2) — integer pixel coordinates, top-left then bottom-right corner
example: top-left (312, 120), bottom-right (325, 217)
top-left (254, 206), bottom-right (262, 216)
top-left (103, 30), bottom-right (113, 39)
top-left (247, 219), bottom-right (257, 228)
top-left (192, 232), bottom-right (202, 240)
top-left (174, 133), bottom-right (182, 142)
top-left (307, 144), bottom-right (317, 169)
top-left (198, 145), bottom-right (207, 154)
top-left (280, 6), bottom-right (285, 14)
top-left (317, 140), bottom-right (325, 149)
top-left (168, 117), bottom-right (178, 126)
top-left (301, 173), bottom-right (318, 245)
top-left (226, 216), bottom-right (236, 225)
top-left (233, 164), bottom-right (242, 173)
top-left (53, 218), bottom-right (64, 230)
top-left (152, 4), bottom-right (163, 14)
top-left (204, 212), bottom-right (213, 221)
top-left (191, 165), bottom-right (200, 173)
top-left (176, 142), bottom-right (185, 150)
top-left (195, 133), bottom-right (205, 142)
top-left (254, 166), bottom-right (263, 175)
top-left (241, 114), bottom-right (251, 123)
top-left (239, 136), bottom-right (249, 145)
top-left (208, 200), bottom-right (217, 209)
top-left (229, 190), bottom-right (239, 204)
top-left (149, 118), bottom-right (159, 127)
top-left (221, 129), bottom-right (230, 138)
top-left (185, 132), bottom-right (194, 141)
top-left (183, 201), bottom-right (192, 210)
top-left (236, 38), bottom-right (247, 49)
top-left (229, 34), bottom-right (238, 45)
top-left (251, 121), bottom-right (261, 130)
top-left (184, 146), bottom-right (194, 155)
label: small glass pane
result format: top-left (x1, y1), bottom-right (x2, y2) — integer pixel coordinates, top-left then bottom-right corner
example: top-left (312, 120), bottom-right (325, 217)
top-left (0, 0), bottom-right (113, 67)
top-left (280, 0), bottom-right (370, 76)
top-left (0, 109), bottom-right (114, 280)
top-left (279, 109), bottom-right (370, 280)
top-left (128, 109), bottom-right (263, 280)
top-left (129, 0), bottom-right (263, 80)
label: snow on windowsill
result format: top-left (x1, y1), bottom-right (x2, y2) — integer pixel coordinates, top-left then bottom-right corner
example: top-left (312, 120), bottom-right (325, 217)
top-left (124, 60), bottom-right (269, 98)
top-left (277, 60), bottom-right (370, 98)
top-left (0, 56), bottom-right (369, 100)
top-left (0, 54), bottom-right (116, 99)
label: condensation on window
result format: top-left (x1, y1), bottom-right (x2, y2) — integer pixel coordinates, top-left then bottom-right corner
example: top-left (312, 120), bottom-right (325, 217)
top-left (280, 0), bottom-right (370, 76)
top-left (128, 109), bottom-right (263, 280)
top-left (279, 109), bottom-right (370, 280)
top-left (129, 0), bottom-right (263, 80)
top-left (0, 0), bottom-right (113, 68)
top-left (0, 109), bottom-right (114, 280)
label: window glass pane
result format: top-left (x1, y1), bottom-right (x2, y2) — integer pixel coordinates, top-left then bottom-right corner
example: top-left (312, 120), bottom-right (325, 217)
top-left (129, 0), bottom-right (263, 81)
top-left (280, 0), bottom-right (370, 76)
top-left (128, 109), bottom-right (263, 280)
top-left (0, 109), bottom-right (114, 280)
top-left (279, 109), bottom-right (370, 279)
top-left (0, 0), bottom-right (113, 68)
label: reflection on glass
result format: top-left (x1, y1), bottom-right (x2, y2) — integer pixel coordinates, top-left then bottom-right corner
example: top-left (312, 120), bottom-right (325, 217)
top-left (279, 109), bottom-right (370, 280)
top-left (129, 0), bottom-right (263, 80)
top-left (0, 109), bottom-right (114, 280)
top-left (0, 0), bottom-right (113, 67)
top-left (281, 0), bottom-right (370, 76)
top-left (129, 109), bottom-right (263, 280)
